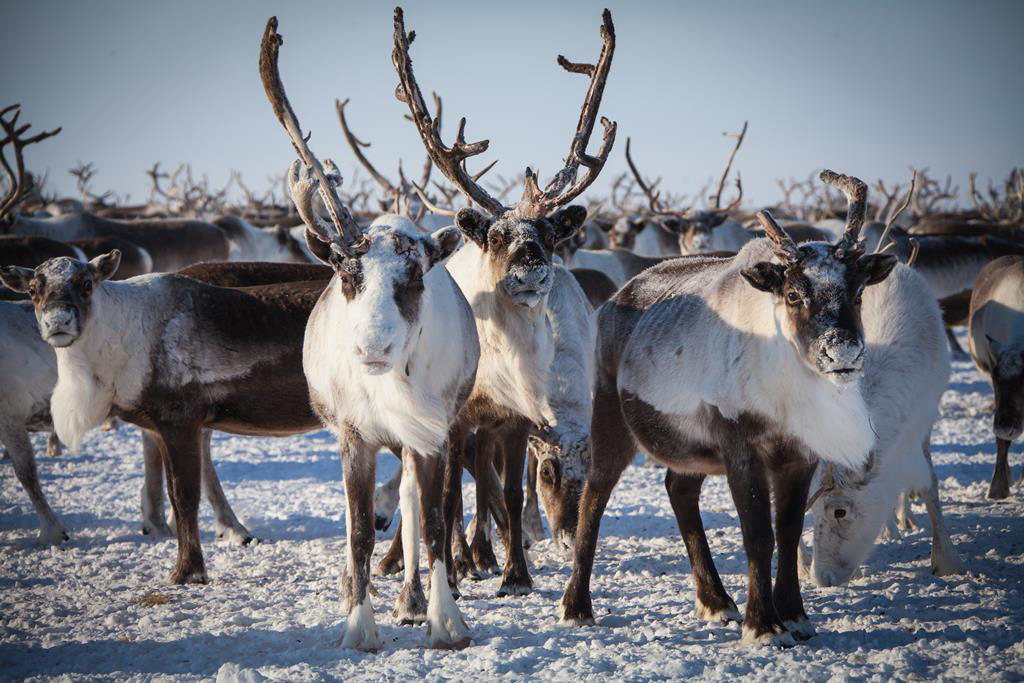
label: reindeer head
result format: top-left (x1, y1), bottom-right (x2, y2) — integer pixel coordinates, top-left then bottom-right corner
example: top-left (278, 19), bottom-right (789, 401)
top-left (0, 251), bottom-right (121, 348)
top-left (659, 211), bottom-right (730, 255)
top-left (808, 458), bottom-right (889, 587)
top-left (530, 428), bottom-right (589, 557)
top-left (987, 336), bottom-right (1024, 440)
top-left (741, 171), bottom-right (897, 384)
top-left (607, 215), bottom-right (645, 250)
top-left (392, 7), bottom-right (616, 307)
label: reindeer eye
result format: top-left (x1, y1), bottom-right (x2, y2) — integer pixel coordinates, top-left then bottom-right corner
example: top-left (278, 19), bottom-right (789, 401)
top-left (786, 290), bottom-right (801, 305)
top-left (834, 508), bottom-right (846, 519)
top-left (489, 232), bottom-right (503, 248)
top-left (81, 280), bottom-right (93, 296)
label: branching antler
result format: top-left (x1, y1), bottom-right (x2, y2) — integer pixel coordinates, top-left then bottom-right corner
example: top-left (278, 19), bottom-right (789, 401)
top-left (756, 209), bottom-right (800, 265)
top-left (69, 161), bottom-right (115, 207)
top-left (874, 170), bottom-right (916, 254)
top-left (515, 9), bottom-right (617, 219)
top-left (711, 121), bottom-right (746, 212)
top-left (392, 8), bottom-right (506, 217)
top-left (0, 104), bottom-right (61, 221)
top-left (625, 137), bottom-right (679, 218)
top-left (819, 169), bottom-right (867, 256)
top-left (259, 17), bottom-right (362, 252)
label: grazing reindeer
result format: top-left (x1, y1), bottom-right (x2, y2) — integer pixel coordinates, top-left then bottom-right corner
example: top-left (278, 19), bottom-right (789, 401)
top-left (969, 255), bottom-right (1024, 499)
top-left (561, 171), bottom-right (897, 647)
top-left (807, 261), bottom-right (967, 585)
top-left (0, 247), bottom-right (327, 584)
top-left (391, 6), bottom-right (616, 596)
top-left (260, 17), bottom-right (479, 650)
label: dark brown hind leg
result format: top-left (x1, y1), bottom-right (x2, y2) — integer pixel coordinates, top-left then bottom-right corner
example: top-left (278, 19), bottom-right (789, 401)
top-left (769, 459), bottom-right (817, 640)
top-left (561, 382), bottom-right (635, 624)
top-left (664, 470), bottom-right (739, 624)
top-left (496, 419), bottom-right (532, 597)
top-left (988, 437), bottom-right (1012, 499)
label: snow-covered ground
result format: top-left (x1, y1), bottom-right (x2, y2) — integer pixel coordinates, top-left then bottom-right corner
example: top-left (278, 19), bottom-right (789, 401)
top-left (1, 335), bottom-right (1022, 682)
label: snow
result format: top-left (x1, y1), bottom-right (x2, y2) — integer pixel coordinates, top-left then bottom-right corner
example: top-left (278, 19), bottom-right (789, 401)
top-left (1, 331), bottom-right (1022, 681)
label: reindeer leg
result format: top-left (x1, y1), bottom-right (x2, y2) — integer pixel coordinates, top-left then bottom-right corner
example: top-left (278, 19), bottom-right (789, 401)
top-left (200, 429), bottom-right (253, 546)
top-left (416, 447), bottom-right (471, 649)
top-left (374, 450), bottom-right (403, 531)
top-left (140, 430), bottom-right (173, 537)
top-left (393, 448), bottom-right (427, 624)
top-left (1, 425), bottom-right (67, 545)
top-left (770, 459), bottom-right (817, 641)
top-left (721, 433), bottom-right (793, 648)
top-left (496, 420), bottom-right (533, 597)
top-left (522, 448), bottom-right (546, 548)
top-left (46, 432), bottom-right (63, 456)
top-left (896, 490), bottom-right (919, 531)
top-left (561, 381), bottom-right (634, 625)
top-left (665, 470), bottom-right (739, 624)
top-left (921, 442), bottom-right (968, 576)
top-left (467, 430), bottom-right (500, 578)
top-left (945, 328), bottom-right (967, 358)
top-left (158, 425), bottom-right (207, 585)
top-left (442, 427), bottom-right (466, 595)
top-left (988, 437), bottom-right (1012, 500)
top-left (338, 431), bottom-right (380, 652)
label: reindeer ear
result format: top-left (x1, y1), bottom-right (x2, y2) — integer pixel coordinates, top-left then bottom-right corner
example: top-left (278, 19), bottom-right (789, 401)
top-left (858, 253), bottom-right (897, 286)
top-left (0, 265), bottom-right (35, 293)
top-left (304, 228), bottom-right (333, 265)
top-left (657, 217), bottom-right (684, 234)
top-left (89, 250), bottom-right (121, 282)
top-left (455, 207), bottom-right (492, 248)
top-left (424, 226), bottom-right (464, 268)
top-left (550, 205), bottom-right (588, 244)
top-left (741, 262), bottom-right (786, 294)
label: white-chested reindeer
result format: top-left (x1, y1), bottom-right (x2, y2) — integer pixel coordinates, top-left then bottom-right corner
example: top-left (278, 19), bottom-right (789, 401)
top-left (381, 7), bottom-right (616, 597)
top-left (259, 18), bottom-right (479, 650)
top-left (806, 253), bottom-right (967, 586)
top-left (561, 171), bottom-right (900, 647)
top-left (969, 255), bottom-right (1024, 499)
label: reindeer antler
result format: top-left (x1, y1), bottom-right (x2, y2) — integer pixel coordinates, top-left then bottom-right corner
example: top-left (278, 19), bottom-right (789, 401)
top-left (756, 209), bottom-right (800, 264)
top-left (819, 169), bottom-right (867, 256)
top-left (0, 104), bottom-right (62, 222)
top-left (515, 9), bottom-right (617, 220)
top-left (259, 17), bottom-right (363, 253)
top-left (392, 8), bottom-right (507, 217)
top-left (711, 121), bottom-right (747, 212)
top-left (336, 98), bottom-right (396, 196)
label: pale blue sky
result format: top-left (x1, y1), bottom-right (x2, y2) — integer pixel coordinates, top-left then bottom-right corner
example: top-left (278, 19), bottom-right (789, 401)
top-left (3, 0), bottom-right (1022, 209)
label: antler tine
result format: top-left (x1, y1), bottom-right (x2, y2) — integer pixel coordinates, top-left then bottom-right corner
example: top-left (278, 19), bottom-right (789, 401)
top-left (0, 104), bottom-right (62, 221)
top-left (411, 179), bottom-right (457, 217)
top-left (516, 8), bottom-right (617, 220)
top-left (624, 137), bottom-right (685, 219)
top-left (392, 7), bottom-right (506, 217)
top-left (259, 17), bottom-right (362, 252)
top-left (819, 169), bottom-right (867, 251)
top-left (336, 98), bottom-right (396, 195)
top-left (711, 121), bottom-right (747, 211)
top-left (756, 209), bottom-right (799, 264)
top-left (874, 170), bottom-right (916, 253)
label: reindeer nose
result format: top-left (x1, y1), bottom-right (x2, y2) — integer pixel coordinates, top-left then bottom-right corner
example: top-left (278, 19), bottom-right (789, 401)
top-left (356, 342), bottom-right (393, 362)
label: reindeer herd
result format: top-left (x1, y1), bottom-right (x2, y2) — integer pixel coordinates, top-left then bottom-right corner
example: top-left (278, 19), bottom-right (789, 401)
top-left (1, 7), bottom-right (1022, 653)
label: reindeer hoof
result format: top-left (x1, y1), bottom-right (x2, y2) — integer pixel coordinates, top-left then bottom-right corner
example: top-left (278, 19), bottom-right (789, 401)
top-left (393, 581), bottom-right (428, 625)
top-left (169, 568), bottom-right (209, 585)
top-left (142, 521), bottom-right (174, 538)
top-left (215, 526), bottom-right (254, 546)
top-left (559, 604), bottom-right (596, 627)
top-left (339, 598), bottom-right (381, 652)
top-left (987, 481), bottom-right (1011, 500)
top-left (376, 553), bottom-right (404, 576)
top-left (695, 595), bottom-right (741, 624)
top-left (931, 553), bottom-right (968, 577)
top-left (39, 526), bottom-right (70, 546)
top-left (496, 574), bottom-right (533, 597)
top-left (740, 623), bottom-right (796, 648)
top-left (783, 617), bottom-right (816, 641)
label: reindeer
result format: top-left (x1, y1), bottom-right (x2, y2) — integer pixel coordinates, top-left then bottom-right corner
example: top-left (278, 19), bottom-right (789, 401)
top-left (624, 124), bottom-right (748, 255)
top-left (387, 6), bottom-right (616, 596)
top-left (213, 214), bottom-right (311, 263)
top-left (969, 255), bottom-right (1024, 499)
top-left (561, 171), bottom-right (898, 647)
top-left (258, 17), bottom-right (481, 650)
top-left (806, 260), bottom-right (967, 586)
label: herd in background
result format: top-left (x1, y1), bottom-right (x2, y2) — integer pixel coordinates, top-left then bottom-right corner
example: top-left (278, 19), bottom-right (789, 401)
top-left (0, 6), bottom-right (1022, 652)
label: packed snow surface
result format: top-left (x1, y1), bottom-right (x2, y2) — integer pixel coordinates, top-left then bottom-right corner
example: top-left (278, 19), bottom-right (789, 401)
top-left (1, 334), bottom-right (1022, 681)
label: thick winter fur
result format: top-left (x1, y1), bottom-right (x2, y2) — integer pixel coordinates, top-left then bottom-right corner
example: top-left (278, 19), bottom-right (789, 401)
top-left (968, 255), bottom-right (1024, 499)
top-left (303, 215), bottom-right (478, 650)
top-left (9, 212), bottom-right (229, 272)
top-left (809, 263), bottom-right (966, 585)
top-left (561, 236), bottom-right (898, 647)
